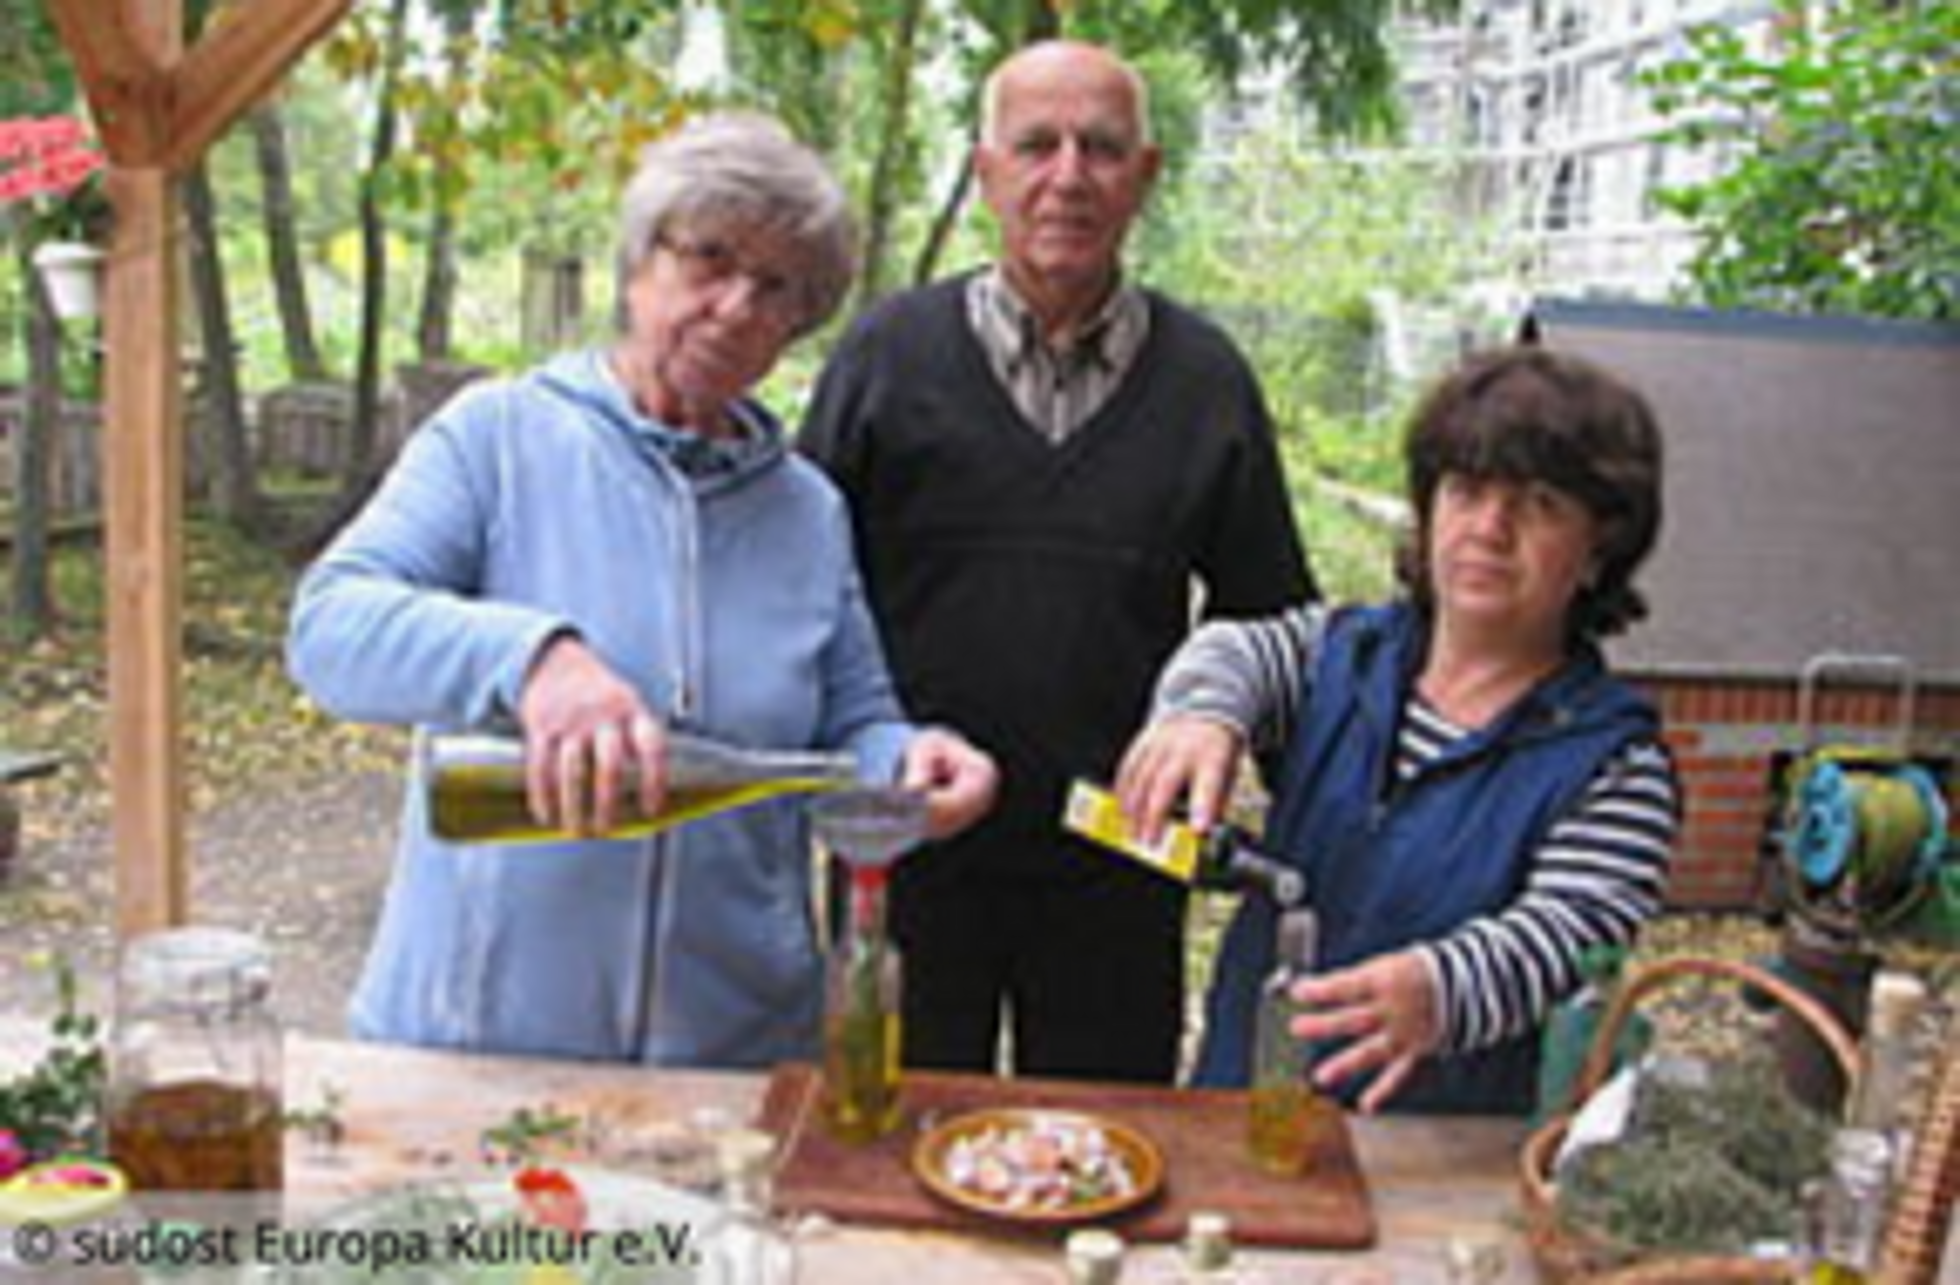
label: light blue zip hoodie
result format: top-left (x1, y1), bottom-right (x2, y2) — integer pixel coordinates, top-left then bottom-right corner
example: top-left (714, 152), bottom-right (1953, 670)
top-left (288, 350), bottom-right (914, 1067)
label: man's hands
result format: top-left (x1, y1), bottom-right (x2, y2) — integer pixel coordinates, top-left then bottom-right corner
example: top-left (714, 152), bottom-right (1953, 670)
top-left (898, 728), bottom-right (999, 840)
top-left (517, 635), bottom-right (668, 835)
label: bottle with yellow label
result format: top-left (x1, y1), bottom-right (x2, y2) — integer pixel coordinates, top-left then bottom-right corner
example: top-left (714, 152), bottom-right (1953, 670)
top-left (423, 730), bottom-right (858, 843)
top-left (1063, 780), bottom-right (1307, 908)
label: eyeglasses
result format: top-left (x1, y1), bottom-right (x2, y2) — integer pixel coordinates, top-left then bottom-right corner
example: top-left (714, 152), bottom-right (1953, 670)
top-left (654, 232), bottom-right (806, 325)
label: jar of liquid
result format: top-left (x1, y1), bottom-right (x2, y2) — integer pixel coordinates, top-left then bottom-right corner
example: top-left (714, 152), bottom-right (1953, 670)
top-left (107, 927), bottom-right (284, 1192)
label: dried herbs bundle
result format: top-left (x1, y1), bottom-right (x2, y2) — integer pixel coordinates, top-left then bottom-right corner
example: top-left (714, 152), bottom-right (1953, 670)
top-left (1557, 1053), bottom-right (1833, 1257)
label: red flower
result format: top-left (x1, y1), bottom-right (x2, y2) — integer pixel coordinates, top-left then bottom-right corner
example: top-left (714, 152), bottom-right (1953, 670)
top-left (0, 117), bottom-right (106, 206)
top-left (512, 1165), bottom-right (589, 1235)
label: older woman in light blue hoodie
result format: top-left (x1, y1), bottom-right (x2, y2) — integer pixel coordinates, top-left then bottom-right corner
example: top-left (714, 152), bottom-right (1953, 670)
top-left (288, 113), bottom-right (997, 1068)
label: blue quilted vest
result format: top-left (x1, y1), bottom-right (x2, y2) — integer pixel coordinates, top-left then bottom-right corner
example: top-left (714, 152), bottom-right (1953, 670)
top-left (1193, 603), bottom-right (1659, 1114)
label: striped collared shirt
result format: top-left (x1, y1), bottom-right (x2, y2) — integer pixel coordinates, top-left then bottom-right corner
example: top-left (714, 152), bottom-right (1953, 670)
top-left (965, 266), bottom-right (1151, 444)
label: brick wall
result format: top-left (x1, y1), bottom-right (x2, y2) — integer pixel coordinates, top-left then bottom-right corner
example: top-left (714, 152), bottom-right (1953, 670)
top-left (1628, 673), bottom-right (1960, 910)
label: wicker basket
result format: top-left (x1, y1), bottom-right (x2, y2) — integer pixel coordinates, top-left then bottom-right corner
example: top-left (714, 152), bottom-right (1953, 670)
top-left (1876, 1041), bottom-right (1960, 1285)
top-left (1518, 956), bottom-right (1861, 1284)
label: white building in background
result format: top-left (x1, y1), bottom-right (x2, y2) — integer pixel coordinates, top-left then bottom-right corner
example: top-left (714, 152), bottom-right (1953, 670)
top-left (1395, 0), bottom-right (1785, 300)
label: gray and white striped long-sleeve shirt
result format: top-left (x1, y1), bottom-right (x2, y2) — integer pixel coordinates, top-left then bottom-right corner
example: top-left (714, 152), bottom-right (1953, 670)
top-left (1154, 605), bottom-right (1679, 1053)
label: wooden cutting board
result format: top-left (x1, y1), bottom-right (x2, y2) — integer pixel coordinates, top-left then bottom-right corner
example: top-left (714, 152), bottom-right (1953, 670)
top-left (755, 1064), bottom-right (1377, 1249)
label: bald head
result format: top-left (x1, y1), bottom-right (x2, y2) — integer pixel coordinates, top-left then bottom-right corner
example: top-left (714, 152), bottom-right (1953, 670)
top-left (971, 39), bottom-right (1162, 329)
top-left (980, 40), bottom-right (1153, 148)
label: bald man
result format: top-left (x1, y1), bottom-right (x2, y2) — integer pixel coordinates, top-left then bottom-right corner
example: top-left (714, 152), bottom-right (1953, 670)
top-left (800, 41), bottom-right (1313, 1083)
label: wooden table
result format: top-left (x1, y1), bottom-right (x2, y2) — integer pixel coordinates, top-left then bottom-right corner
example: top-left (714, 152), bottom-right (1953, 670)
top-left (272, 1035), bottom-right (1536, 1283)
top-left (1, 1018), bottom-right (1533, 1281)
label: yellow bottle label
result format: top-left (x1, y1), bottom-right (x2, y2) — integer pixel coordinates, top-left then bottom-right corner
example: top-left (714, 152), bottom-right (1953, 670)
top-left (1063, 780), bottom-right (1203, 883)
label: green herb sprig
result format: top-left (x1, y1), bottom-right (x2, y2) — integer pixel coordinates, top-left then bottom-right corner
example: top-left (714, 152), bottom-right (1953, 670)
top-left (284, 1083), bottom-right (348, 1151)
top-left (0, 954), bottom-right (107, 1160)
top-left (479, 1103), bottom-right (582, 1166)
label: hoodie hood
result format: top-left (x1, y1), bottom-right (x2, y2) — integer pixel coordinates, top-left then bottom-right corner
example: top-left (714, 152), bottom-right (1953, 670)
top-left (1349, 602), bottom-right (1657, 759)
top-left (532, 349), bottom-right (787, 487)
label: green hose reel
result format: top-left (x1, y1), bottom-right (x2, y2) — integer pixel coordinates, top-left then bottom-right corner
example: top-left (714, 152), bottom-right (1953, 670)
top-left (1773, 655), bottom-right (1957, 944)
top-left (1781, 748), bottom-right (1949, 934)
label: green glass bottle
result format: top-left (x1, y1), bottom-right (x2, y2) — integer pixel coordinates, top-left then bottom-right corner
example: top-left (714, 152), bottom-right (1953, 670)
top-left (1247, 907), bottom-right (1328, 1175)
top-left (423, 730), bottom-right (857, 843)
top-left (820, 862), bottom-right (904, 1142)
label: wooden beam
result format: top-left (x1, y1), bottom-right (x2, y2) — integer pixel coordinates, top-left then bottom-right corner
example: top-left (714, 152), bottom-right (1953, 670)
top-left (163, 0), bottom-right (352, 173)
top-left (102, 166), bottom-right (187, 935)
top-left (41, 0), bottom-right (170, 165)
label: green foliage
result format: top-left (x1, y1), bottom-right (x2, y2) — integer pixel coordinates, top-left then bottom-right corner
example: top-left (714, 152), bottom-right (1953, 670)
top-left (11, 167), bottom-right (112, 248)
top-left (1647, 0), bottom-right (1960, 320)
top-left (1144, 128), bottom-right (1515, 495)
top-left (0, 955), bottom-right (106, 1160)
top-left (0, 0), bottom-right (78, 119)
top-left (320, 1), bottom-right (685, 256)
top-left (1068, 0), bottom-right (1460, 139)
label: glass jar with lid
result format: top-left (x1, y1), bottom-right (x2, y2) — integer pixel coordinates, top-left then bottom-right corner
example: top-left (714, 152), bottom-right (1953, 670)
top-left (106, 927), bottom-right (284, 1192)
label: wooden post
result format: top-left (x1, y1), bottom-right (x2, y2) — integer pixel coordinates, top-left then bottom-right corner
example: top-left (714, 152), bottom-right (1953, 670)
top-left (102, 166), bottom-right (186, 935)
top-left (106, 0), bottom-right (185, 935)
top-left (42, 0), bottom-right (352, 936)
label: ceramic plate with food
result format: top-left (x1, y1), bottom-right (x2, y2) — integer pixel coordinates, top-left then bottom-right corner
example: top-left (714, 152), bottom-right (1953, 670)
top-left (912, 1108), bottom-right (1162, 1225)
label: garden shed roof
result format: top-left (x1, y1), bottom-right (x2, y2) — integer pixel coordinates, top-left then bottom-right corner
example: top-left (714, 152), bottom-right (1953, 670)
top-left (1532, 298), bottom-right (1960, 688)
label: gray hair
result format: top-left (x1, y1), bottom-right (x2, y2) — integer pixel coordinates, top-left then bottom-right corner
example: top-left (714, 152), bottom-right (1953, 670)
top-left (978, 41), bottom-right (1155, 148)
top-left (614, 112), bottom-right (857, 336)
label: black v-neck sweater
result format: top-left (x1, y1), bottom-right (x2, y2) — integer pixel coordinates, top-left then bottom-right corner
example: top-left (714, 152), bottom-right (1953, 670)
top-left (801, 274), bottom-right (1312, 855)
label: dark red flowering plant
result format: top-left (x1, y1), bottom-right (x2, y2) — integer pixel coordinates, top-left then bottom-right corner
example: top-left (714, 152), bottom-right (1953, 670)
top-left (0, 116), bottom-right (110, 244)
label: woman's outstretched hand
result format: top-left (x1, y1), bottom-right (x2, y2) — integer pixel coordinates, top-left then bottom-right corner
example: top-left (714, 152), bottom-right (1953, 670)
top-left (1289, 949), bottom-right (1442, 1114)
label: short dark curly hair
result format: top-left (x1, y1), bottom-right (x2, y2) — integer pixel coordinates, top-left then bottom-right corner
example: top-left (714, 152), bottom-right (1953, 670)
top-left (1396, 346), bottom-right (1665, 642)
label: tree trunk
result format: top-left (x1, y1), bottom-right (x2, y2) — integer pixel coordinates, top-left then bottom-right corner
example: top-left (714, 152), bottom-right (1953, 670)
top-left (183, 162), bottom-right (263, 530)
top-left (416, 0), bottom-right (472, 364)
top-left (911, 156), bottom-right (974, 287)
top-left (345, 0), bottom-right (413, 494)
top-left (911, 6), bottom-right (1056, 287)
top-left (416, 197), bottom-right (458, 362)
top-left (854, 0), bottom-right (926, 312)
top-left (9, 233), bottom-right (60, 639)
top-left (249, 105), bottom-right (328, 382)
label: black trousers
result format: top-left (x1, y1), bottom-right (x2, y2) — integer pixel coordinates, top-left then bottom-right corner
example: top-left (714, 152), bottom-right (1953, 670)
top-left (887, 836), bottom-right (1187, 1084)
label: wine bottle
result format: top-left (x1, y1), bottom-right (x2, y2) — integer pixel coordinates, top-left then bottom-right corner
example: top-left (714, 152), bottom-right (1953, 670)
top-left (1063, 780), bottom-right (1307, 908)
top-left (423, 730), bottom-right (858, 843)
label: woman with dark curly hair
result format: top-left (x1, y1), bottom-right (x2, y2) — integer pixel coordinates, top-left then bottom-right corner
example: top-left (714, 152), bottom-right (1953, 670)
top-left (1116, 346), bottom-right (1680, 1114)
